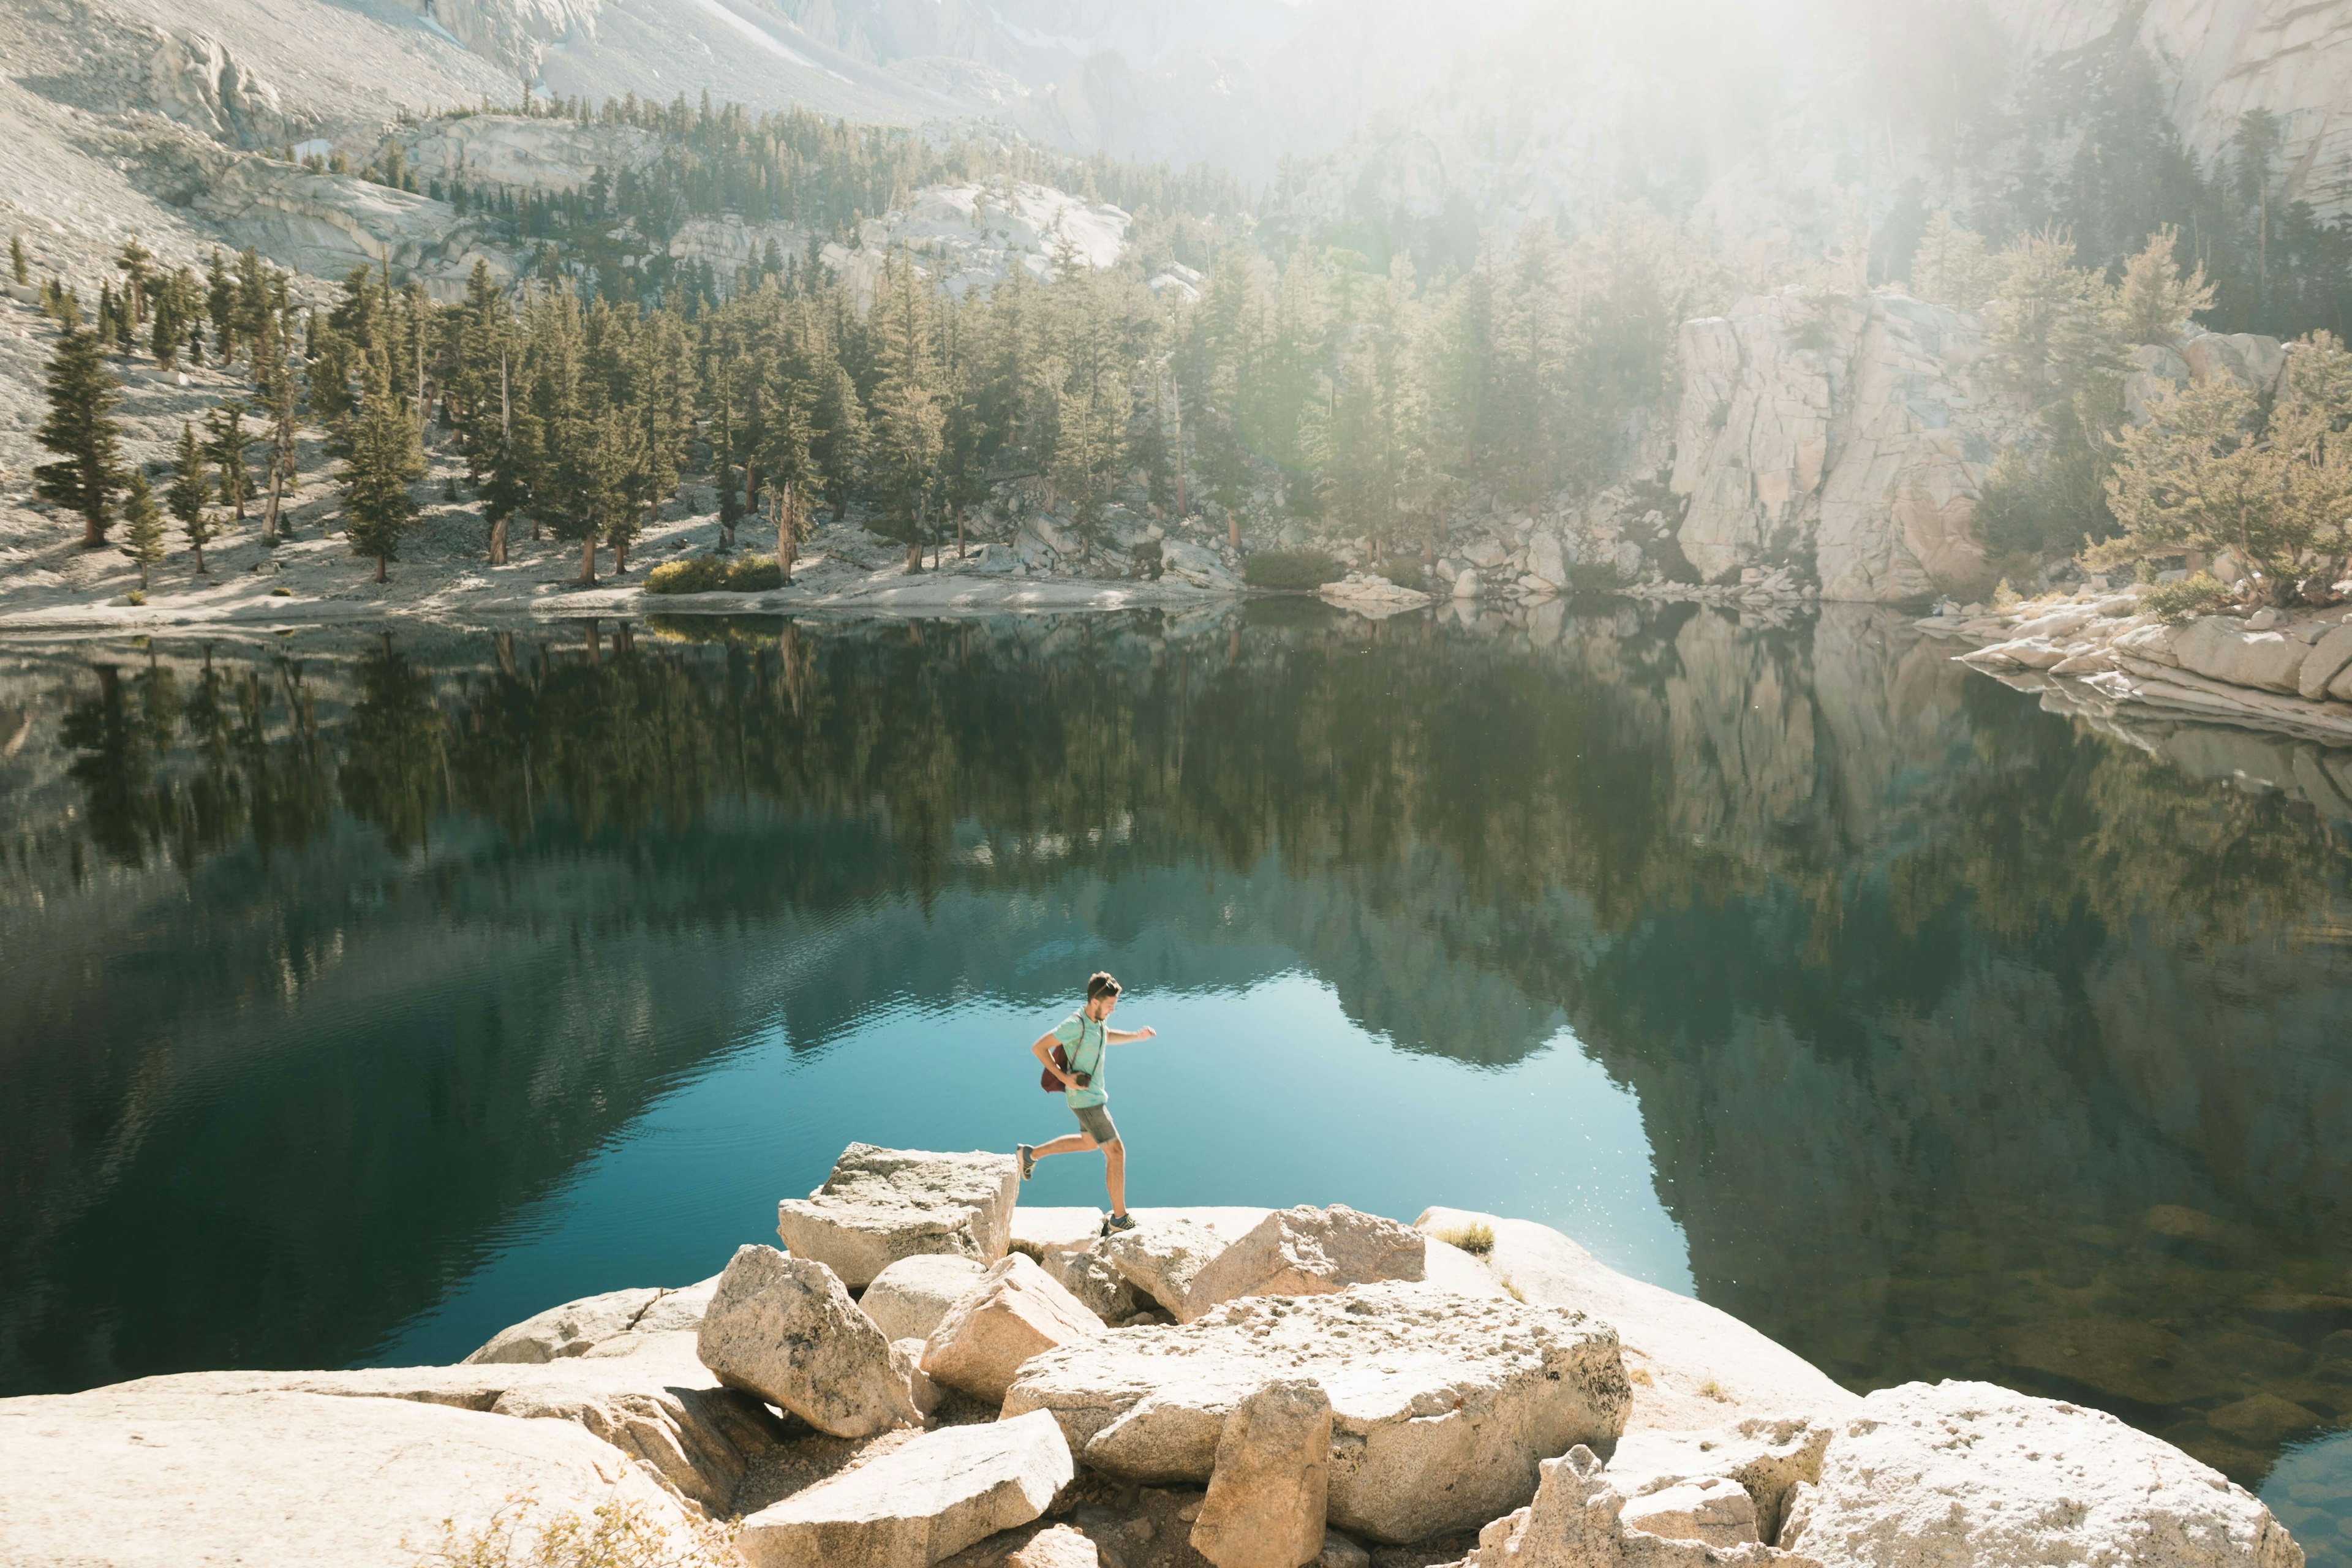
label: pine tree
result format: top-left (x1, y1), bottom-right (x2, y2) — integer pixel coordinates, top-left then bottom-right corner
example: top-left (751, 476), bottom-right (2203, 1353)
top-left (204, 399), bottom-right (257, 521)
top-left (115, 236), bottom-right (154, 327)
top-left (205, 247), bottom-right (236, 363)
top-left (340, 364), bottom-right (424, 581)
top-left (2119, 227), bottom-right (2218, 347)
top-left (34, 327), bottom-right (127, 547)
top-left (763, 382), bottom-right (823, 582)
top-left (120, 470), bottom-right (165, 589)
top-left (167, 421), bottom-right (216, 573)
top-left (868, 256), bottom-right (946, 569)
top-left (8, 234), bottom-right (25, 285)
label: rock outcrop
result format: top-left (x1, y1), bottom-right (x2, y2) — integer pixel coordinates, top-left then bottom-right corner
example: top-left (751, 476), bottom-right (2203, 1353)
top-left (861, 1253), bottom-right (992, 1343)
top-left (191, 157), bottom-right (518, 301)
top-left (145, 32), bottom-right (292, 149)
top-left (464, 1276), bottom-right (717, 1363)
top-left (1002, 1282), bottom-right (1631, 1543)
top-left (1189, 1379), bottom-right (1333, 1568)
top-left (1934, 590), bottom-right (2352, 745)
top-left (1181, 1204), bottom-right (1427, 1321)
top-left (0, 1376), bottom-right (712, 1568)
top-left (777, 1144), bottom-right (1021, 1288)
top-left (402, 0), bottom-right (603, 80)
top-left (1781, 1380), bottom-right (2305, 1568)
top-left (1101, 1216), bottom-right (1231, 1319)
top-left (1670, 288), bottom-right (2304, 605)
top-left (919, 1253), bottom-right (1104, 1403)
top-left (1670, 290), bottom-right (2019, 603)
top-left (1415, 1209), bottom-right (1857, 1432)
top-left (695, 1244), bottom-right (922, 1437)
top-left (734, 1408), bottom-right (1074, 1568)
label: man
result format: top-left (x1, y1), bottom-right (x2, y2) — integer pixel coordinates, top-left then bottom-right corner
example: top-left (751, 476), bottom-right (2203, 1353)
top-left (1018, 971), bottom-right (1158, 1234)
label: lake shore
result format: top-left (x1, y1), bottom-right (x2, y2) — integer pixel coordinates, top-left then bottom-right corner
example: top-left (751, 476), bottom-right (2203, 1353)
top-left (1921, 584), bottom-right (2352, 748)
top-left (0, 1148), bottom-right (2307, 1568)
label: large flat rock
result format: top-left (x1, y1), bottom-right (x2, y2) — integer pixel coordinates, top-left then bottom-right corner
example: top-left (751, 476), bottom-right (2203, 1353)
top-left (734, 1408), bottom-right (1074, 1568)
top-left (1416, 1208), bottom-right (1855, 1432)
top-left (1003, 1281), bottom-right (1630, 1544)
top-left (1184, 1205), bottom-right (1425, 1321)
top-left (1782, 1381), bottom-right (2305, 1568)
top-left (778, 1144), bottom-right (1021, 1289)
top-left (0, 1376), bottom-right (706, 1568)
top-left (1010, 1207), bottom-right (1272, 1258)
top-left (156, 1330), bottom-right (789, 1515)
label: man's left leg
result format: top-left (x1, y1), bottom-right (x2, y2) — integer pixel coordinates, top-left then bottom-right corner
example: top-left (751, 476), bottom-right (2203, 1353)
top-left (1102, 1137), bottom-right (1126, 1218)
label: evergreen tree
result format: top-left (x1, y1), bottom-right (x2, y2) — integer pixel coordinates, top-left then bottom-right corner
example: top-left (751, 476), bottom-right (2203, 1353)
top-left (867, 256), bottom-right (946, 568)
top-left (115, 236), bottom-right (154, 327)
top-left (340, 363), bottom-right (425, 581)
top-left (120, 470), bottom-right (165, 589)
top-left (205, 247), bottom-right (236, 362)
top-left (33, 327), bottom-right (126, 547)
top-left (204, 399), bottom-right (257, 521)
top-left (167, 421), bottom-right (217, 573)
top-left (763, 382), bottom-right (823, 582)
top-left (2118, 226), bottom-right (2217, 347)
top-left (9, 234), bottom-right (24, 285)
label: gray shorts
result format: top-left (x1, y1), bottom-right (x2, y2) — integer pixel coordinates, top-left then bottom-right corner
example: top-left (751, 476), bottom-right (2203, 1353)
top-left (1072, 1103), bottom-right (1120, 1146)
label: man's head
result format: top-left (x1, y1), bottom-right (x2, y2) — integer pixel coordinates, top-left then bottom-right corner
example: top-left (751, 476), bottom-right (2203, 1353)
top-left (1084, 971), bottom-right (1121, 1019)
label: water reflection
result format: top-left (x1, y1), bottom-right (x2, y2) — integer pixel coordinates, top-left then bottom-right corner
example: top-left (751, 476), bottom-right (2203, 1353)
top-left (1, 603), bottom-right (2347, 1554)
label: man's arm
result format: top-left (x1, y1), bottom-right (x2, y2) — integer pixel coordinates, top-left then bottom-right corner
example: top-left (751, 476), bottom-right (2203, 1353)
top-left (1106, 1026), bottom-right (1158, 1044)
top-left (1031, 1031), bottom-right (1084, 1089)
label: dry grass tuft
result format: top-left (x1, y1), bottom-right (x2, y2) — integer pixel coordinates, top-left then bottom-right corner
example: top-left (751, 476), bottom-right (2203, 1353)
top-left (412, 1493), bottom-right (736, 1568)
top-left (1434, 1221), bottom-right (1496, 1258)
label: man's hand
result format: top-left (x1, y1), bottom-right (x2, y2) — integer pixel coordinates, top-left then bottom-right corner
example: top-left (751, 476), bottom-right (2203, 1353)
top-left (1136, 1026), bottom-right (1157, 1039)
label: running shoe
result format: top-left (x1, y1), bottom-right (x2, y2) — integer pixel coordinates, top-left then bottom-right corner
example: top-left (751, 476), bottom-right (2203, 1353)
top-left (1017, 1144), bottom-right (1036, 1182)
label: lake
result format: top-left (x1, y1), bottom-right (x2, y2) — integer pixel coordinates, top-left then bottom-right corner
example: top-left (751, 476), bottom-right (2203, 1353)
top-left (2, 600), bottom-right (2348, 1560)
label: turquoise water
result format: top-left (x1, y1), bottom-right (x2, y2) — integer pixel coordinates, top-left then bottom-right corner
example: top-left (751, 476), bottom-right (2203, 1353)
top-left (1, 603), bottom-right (2346, 1555)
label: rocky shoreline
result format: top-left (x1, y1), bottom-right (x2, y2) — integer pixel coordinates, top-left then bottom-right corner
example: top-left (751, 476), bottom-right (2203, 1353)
top-left (0, 1143), bottom-right (2305, 1568)
top-left (1920, 584), bottom-right (2352, 750)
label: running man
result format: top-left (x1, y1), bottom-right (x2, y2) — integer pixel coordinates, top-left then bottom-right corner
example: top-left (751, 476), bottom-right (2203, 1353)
top-left (1018, 971), bottom-right (1158, 1233)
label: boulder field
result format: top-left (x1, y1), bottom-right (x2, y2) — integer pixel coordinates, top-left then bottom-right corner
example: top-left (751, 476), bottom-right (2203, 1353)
top-left (0, 1144), bottom-right (2305, 1568)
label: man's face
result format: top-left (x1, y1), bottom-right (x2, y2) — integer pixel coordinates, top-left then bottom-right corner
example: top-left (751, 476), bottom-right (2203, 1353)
top-left (1089, 993), bottom-right (1118, 1020)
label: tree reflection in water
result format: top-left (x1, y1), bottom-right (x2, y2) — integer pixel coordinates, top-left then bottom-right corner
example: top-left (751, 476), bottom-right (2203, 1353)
top-left (5, 604), bottom-right (2349, 1529)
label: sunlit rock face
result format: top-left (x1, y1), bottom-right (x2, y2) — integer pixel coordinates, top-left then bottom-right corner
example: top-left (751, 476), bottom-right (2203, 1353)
top-left (1996, 0), bottom-right (2352, 220)
top-left (1670, 291), bottom-right (2022, 603)
top-left (1668, 289), bottom-right (2304, 603)
top-left (404, 0), bottom-right (603, 79)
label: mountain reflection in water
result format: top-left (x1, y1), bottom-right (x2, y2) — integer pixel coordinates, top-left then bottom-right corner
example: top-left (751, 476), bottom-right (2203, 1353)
top-left (1, 603), bottom-right (2347, 1557)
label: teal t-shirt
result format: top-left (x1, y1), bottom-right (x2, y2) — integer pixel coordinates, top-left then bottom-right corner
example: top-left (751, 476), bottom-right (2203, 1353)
top-left (1053, 1012), bottom-right (1109, 1109)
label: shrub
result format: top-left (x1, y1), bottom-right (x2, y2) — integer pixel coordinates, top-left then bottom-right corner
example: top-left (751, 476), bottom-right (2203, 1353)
top-left (2141, 572), bottom-right (2235, 624)
top-left (1129, 538), bottom-right (1163, 580)
top-left (1374, 558), bottom-right (1426, 592)
top-left (271, 584), bottom-right (292, 597)
top-left (646, 554), bottom-right (783, 594)
top-left (722, 555), bottom-right (783, 591)
top-left (124, 588), bottom-right (146, 605)
top-left (644, 556), bottom-right (720, 594)
top-left (1242, 548), bottom-right (1343, 590)
top-left (1567, 560), bottom-right (1624, 594)
top-left (1433, 1221), bottom-right (1494, 1257)
top-left (412, 1491), bottom-right (734, 1568)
